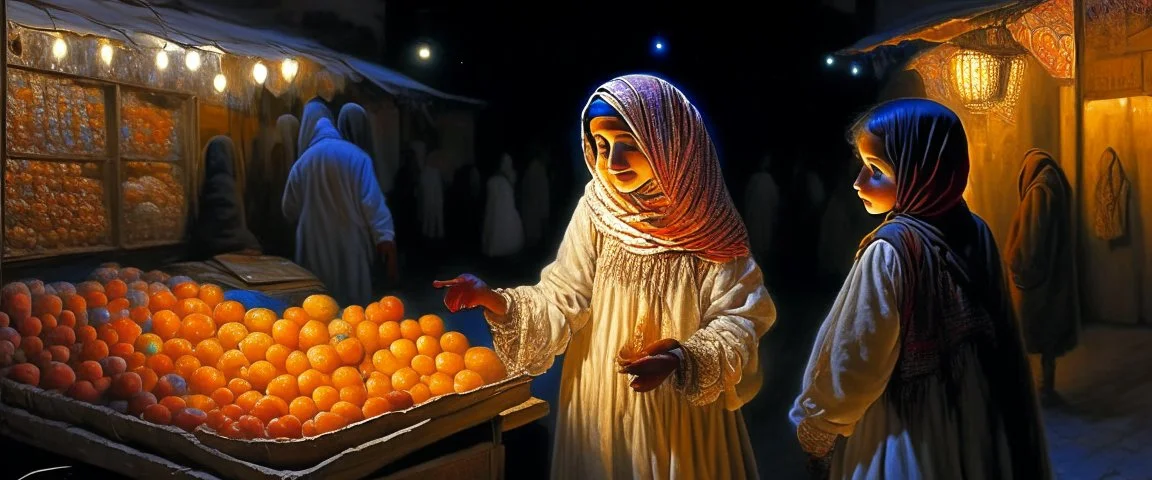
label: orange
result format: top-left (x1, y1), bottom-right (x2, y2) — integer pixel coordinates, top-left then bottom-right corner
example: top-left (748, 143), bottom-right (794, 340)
top-left (189, 366), bottom-right (226, 395)
top-left (186, 394), bottom-right (217, 412)
top-left (194, 339), bottom-right (224, 366)
top-left (313, 411), bottom-right (345, 434)
top-left (271, 319), bottom-right (300, 349)
top-left (377, 296), bottom-right (405, 323)
top-left (289, 396), bottom-right (318, 420)
top-left (221, 403), bottom-right (245, 420)
top-left (312, 385), bottom-right (340, 411)
top-left (243, 308), bottom-right (277, 334)
top-left (302, 295), bottom-right (339, 323)
top-left (399, 319), bottom-right (422, 341)
top-left (417, 314), bottom-right (445, 338)
top-left (267, 414), bottom-right (303, 439)
top-left (135, 366), bottom-right (159, 392)
top-left (464, 347), bottom-right (507, 383)
top-left (159, 395), bottom-right (187, 413)
top-left (341, 305), bottom-right (365, 327)
top-left (177, 298), bottom-right (212, 318)
top-left (227, 377), bottom-right (252, 396)
top-left (415, 335), bottom-right (441, 357)
top-left (365, 373), bottom-right (392, 397)
top-left (339, 384), bottom-right (368, 407)
top-left (372, 349), bottom-right (404, 376)
top-left (266, 374), bottom-right (299, 400)
top-left (172, 282), bottom-right (200, 300)
top-left (331, 366), bottom-right (363, 390)
top-left (302, 419), bottom-right (318, 437)
top-left (334, 338), bottom-right (364, 366)
top-left (282, 307), bottom-right (310, 326)
top-left (240, 332), bottom-right (274, 363)
top-left (216, 350), bottom-right (250, 378)
top-left (389, 338), bottom-right (417, 366)
top-left (246, 360), bottom-right (278, 391)
top-left (250, 395), bottom-right (289, 423)
top-left (212, 300), bottom-right (246, 325)
top-left (434, 352), bottom-right (465, 376)
top-left (235, 390), bottom-right (263, 413)
top-left (179, 313), bottom-right (216, 344)
top-left (108, 297), bottom-right (131, 315)
top-left (296, 369), bottom-right (329, 396)
top-left (453, 370), bottom-right (484, 393)
top-left (298, 320), bottom-right (330, 351)
top-left (364, 302), bottom-right (386, 324)
top-left (358, 358), bottom-right (376, 378)
top-left (427, 372), bottom-right (454, 396)
top-left (265, 344), bottom-right (292, 371)
top-left (408, 383), bottom-right (431, 405)
top-left (327, 319), bottom-right (353, 339)
top-left (210, 386), bottom-right (235, 407)
top-left (216, 323), bottom-right (248, 350)
top-left (151, 310), bottom-right (182, 340)
top-left (146, 353), bottom-right (175, 375)
top-left (439, 332), bottom-right (470, 355)
top-left (197, 284), bottom-right (224, 308)
top-left (307, 344), bottom-right (341, 374)
top-left (284, 350), bottom-right (310, 376)
top-left (378, 321), bottom-right (401, 347)
top-left (175, 354), bottom-right (202, 378)
top-left (391, 367), bottom-right (420, 391)
top-left (97, 324), bottom-right (119, 345)
top-left (354, 321), bottom-right (380, 353)
top-left (111, 318), bottom-right (142, 345)
top-left (330, 401), bottom-right (364, 423)
top-left (410, 354), bottom-right (436, 376)
top-left (362, 397), bottom-right (391, 418)
top-left (105, 279), bottom-right (129, 299)
top-left (149, 291), bottom-right (178, 313)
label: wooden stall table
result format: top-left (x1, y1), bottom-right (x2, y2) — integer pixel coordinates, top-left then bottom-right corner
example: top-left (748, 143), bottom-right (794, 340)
top-left (164, 254), bottom-right (327, 306)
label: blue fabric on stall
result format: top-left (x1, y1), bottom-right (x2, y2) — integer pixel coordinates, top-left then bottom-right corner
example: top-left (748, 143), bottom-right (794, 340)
top-left (224, 290), bottom-right (289, 316)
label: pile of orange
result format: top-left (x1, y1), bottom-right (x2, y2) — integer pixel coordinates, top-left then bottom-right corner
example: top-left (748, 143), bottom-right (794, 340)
top-left (0, 265), bottom-right (508, 439)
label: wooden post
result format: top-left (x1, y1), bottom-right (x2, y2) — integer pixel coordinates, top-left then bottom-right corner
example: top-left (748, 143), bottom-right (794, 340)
top-left (1, 0), bottom-right (8, 286)
top-left (1073, 0), bottom-right (1086, 324)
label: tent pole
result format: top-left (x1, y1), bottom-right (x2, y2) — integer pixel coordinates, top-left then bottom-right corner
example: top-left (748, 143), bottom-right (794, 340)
top-left (1073, 0), bottom-right (1086, 324)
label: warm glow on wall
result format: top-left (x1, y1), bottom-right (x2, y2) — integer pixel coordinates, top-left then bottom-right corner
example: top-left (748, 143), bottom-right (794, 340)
top-left (950, 50), bottom-right (1001, 110)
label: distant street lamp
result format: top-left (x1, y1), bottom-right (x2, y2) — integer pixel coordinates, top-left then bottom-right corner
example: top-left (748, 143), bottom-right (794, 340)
top-left (417, 44), bottom-right (431, 61)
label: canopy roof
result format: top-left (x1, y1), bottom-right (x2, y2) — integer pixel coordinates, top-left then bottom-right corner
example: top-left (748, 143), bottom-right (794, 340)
top-left (839, 0), bottom-right (1047, 54)
top-left (8, 0), bottom-right (484, 106)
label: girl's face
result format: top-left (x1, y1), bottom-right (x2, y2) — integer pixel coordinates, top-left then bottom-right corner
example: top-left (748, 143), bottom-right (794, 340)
top-left (589, 116), bottom-right (656, 193)
top-left (853, 132), bottom-right (898, 214)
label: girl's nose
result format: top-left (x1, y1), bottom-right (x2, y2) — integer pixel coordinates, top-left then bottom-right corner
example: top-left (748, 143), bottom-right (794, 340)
top-left (609, 149), bottom-right (629, 171)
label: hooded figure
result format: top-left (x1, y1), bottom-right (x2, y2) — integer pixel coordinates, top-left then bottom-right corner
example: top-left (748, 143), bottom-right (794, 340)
top-left (1006, 148), bottom-right (1077, 403)
top-left (283, 101), bottom-right (396, 306)
top-left (791, 99), bottom-right (1050, 479)
top-left (191, 136), bottom-right (262, 259)
top-left (248, 114), bottom-right (301, 258)
top-left (1093, 147), bottom-right (1130, 241)
top-left (743, 154), bottom-right (780, 266)
top-left (481, 153), bottom-right (524, 256)
top-left (438, 75), bottom-right (775, 479)
top-left (338, 103), bottom-right (387, 197)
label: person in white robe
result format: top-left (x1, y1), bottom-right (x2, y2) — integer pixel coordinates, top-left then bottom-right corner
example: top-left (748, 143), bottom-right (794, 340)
top-left (743, 154), bottom-right (780, 267)
top-left (436, 75), bottom-right (775, 479)
top-left (339, 102), bottom-right (399, 287)
top-left (520, 153), bottom-right (551, 248)
top-left (481, 154), bottom-right (525, 257)
top-left (283, 100), bottom-right (396, 306)
top-left (817, 159), bottom-right (881, 287)
top-left (790, 98), bottom-right (1050, 479)
top-left (413, 140), bottom-right (446, 240)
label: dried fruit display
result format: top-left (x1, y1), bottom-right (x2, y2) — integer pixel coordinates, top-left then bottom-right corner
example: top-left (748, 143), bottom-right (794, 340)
top-left (123, 162), bottom-right (187, 245)
top-left (6, 69), bottom-right (107, 157)
top-left (4, 160), bottom-right (111, 256)
top-left (120, 91), bottom-right (183, 162)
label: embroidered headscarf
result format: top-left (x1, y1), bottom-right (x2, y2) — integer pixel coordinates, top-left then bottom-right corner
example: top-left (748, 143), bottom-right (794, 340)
top-left (579, 74), bottom-right (749, 263)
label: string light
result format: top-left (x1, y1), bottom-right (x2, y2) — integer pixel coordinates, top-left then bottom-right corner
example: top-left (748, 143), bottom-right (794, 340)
top-left (51, 38), bottom-right (67, 59)
top-left (99, 43), bottom-right (114, 65)
top-left (252, 62), bottom-right (268, 84)
top-left (281, 58), bottom-right (299, 82)
top-left (155, 50), bottom-right (169, 70)
top-left (184, 50), bottom-right (201, 71)
top-left (213, 73), bottom-right (227, 92)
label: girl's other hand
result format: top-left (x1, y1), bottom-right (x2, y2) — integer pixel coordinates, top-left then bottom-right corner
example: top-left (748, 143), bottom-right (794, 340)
top-left (432, 274), bottom-right (507, 316)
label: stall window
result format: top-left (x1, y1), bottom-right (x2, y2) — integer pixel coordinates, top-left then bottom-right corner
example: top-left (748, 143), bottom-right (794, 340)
top-left (4, 67), bottom-right (192, 260)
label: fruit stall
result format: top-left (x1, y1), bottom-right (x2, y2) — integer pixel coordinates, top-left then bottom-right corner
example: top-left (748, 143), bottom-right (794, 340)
top-left (0, 267), bottom-right (545, 479)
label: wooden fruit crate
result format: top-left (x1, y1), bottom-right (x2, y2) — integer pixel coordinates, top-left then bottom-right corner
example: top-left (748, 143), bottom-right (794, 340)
top-left (0, 374), bottom-right (532, 479)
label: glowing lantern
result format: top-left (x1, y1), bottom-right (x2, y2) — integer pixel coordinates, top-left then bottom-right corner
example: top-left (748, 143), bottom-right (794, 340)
top-left (51, 38), bottom-right (67, 59)
top-left (252, 62), bottom-right (268, 84)
top-left (99, 44), bottom-right (114, 65)
top-left (155, 51), bottom-right (169, 70)
top-left (185, 50), bottom-right (201, 71)
top-left (213, 74), bottom-right (227, 92)
top-left (950, 50), bottom-right (1000, 110)
top-left (281, 58), bottom-right (299, 82)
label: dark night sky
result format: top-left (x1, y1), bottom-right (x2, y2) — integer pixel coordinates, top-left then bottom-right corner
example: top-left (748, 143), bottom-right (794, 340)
top-left (380, 2), bottom-right (881, 181)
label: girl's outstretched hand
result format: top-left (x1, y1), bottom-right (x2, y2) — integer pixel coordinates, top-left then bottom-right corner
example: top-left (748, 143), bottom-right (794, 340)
top-left (432, 274), bottom-right (507, 315)
top-left (618, 338), bottom-right (683, 392)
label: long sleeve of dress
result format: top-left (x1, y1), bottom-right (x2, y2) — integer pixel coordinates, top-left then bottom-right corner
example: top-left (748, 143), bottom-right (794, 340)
top-left (282, 166), bottom-right (302, 223)
top-left (789, 240), bottom-right (903, 456)
top-left (354, 155), bottom-right (396, 243)
top-left (1009, 185), bottom-right (1055, 290)
top-left (673, 256), bottom-right (776, 410)
top-left (483, 202), bottom-right (597, 375)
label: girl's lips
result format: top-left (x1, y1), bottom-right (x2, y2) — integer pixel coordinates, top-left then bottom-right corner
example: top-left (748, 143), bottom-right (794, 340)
top-left (613, 171), bottom-right (637, 182)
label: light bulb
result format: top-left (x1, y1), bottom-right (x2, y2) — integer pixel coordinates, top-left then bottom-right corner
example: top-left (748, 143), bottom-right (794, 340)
top-left (281, 58), bottom-right (299, 82)
top-left (213, 74), bottom-right (227, 92)
top-left (52, 38), bottom-right (67, 59)
top-left (185, 50), bottom-right (201, 71)
top-left (99, 44), bottom-right (114, 65)
top-left (155, 51), bottom-right (169, 70)
top-left (252, 62), bottom-right (268, 84)
top-left (417, 45), bottom-right (431, 60)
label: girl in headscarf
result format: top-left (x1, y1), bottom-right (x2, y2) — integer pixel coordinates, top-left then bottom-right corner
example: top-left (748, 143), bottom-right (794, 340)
top-left (435, 75), bottom-right (775, 479)
top-left (191, 136), bottom-right (262, 260)
top-left (790, 99), bottom-right (1050, 479)
top-left (480, 153), bottom-right (524, 256)
top-left (283, 100), bottom-right (396, 306)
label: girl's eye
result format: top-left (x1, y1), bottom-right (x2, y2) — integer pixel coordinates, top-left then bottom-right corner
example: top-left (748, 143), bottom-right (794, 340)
top-left (870, 164), bottom-right (883, 180)
top-left (595, 137), bottom-right (609, 157)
